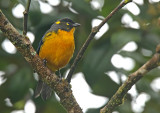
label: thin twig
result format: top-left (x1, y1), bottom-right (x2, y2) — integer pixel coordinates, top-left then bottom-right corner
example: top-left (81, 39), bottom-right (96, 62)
top-left (100, 44), bottom-right (160, 113)
top-left (66, 0), bottom-right (131, 83)
top-left (23, 0), bottom-right (31, 35)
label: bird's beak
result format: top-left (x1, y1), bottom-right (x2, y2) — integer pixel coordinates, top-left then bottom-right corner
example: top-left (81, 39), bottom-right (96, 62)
top-left (73, 23), bottom-right (80, 27)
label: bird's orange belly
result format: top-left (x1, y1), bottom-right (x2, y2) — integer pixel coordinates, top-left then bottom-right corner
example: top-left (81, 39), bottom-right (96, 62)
top-left (39, 33), bottom-right (75, 72)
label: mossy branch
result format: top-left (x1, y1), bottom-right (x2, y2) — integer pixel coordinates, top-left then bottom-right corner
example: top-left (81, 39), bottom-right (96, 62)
top-left (100, 45), bottom-right (160, 113)
top-left (0, 9), bottom-right (82, 113)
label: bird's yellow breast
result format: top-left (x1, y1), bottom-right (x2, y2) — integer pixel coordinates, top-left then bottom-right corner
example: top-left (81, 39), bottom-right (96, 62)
top-left (39, 28), bottom-right (75, 72)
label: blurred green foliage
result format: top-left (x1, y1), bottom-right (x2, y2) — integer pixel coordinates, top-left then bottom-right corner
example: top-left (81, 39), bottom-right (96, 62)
top-left (0, 0), bottom-right (160, 113)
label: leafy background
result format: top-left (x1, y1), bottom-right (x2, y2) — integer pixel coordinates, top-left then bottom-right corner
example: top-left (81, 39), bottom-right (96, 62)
top-left (0, 0), bottom-right (160, 113)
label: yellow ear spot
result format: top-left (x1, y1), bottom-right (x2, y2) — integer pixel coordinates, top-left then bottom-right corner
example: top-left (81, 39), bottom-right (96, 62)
top-left (66, 23), bottom-right (69, 25)
top-left (43, 32), bottom-right (52, 41)
top-left (46, 32), bottom-right (52, 37)
top-left (56, 21), bottom-right (61, 24)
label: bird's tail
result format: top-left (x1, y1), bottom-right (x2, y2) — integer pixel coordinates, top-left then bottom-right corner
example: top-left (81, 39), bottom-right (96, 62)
top-left (34, 80), bottom-right (52, 100)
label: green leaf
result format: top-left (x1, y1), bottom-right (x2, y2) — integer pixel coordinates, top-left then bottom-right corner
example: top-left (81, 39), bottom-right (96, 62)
top-left (101, 0), bottom-right (120, 16)
top-left (82, 39), bottom-right (119, 97)
top-left (111, 30), bottom-right (141, 49)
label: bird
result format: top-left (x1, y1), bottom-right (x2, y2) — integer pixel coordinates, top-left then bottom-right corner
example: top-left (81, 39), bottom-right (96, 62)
top-left (34, 18), bottom-right (80, 100)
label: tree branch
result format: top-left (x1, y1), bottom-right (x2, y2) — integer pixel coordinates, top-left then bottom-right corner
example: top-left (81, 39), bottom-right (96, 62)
top-left (23, 0), bottom-right (31, 35)
top-left (66, 0), bottom-right (132, 83)
top-left (100, 45), bottom-right (160, 113)
top-left (0, 10), bottom-right (82, 113)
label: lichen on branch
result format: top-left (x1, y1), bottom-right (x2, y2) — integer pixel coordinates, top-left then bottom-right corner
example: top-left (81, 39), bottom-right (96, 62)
top-left (100, 48), bottom-right (160, 113)
top-left (0, 9), bottom-right (82, 113)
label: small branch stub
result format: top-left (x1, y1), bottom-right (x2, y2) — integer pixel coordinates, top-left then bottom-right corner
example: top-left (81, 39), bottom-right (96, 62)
top-left (23, 0), bottom-right (31, 35)
top-left (156, 44), bottom-right (160, 53)
top-left (92, 26), bottom-right (99, 33)
top-left (124, 0), bottom-right (132, 3)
